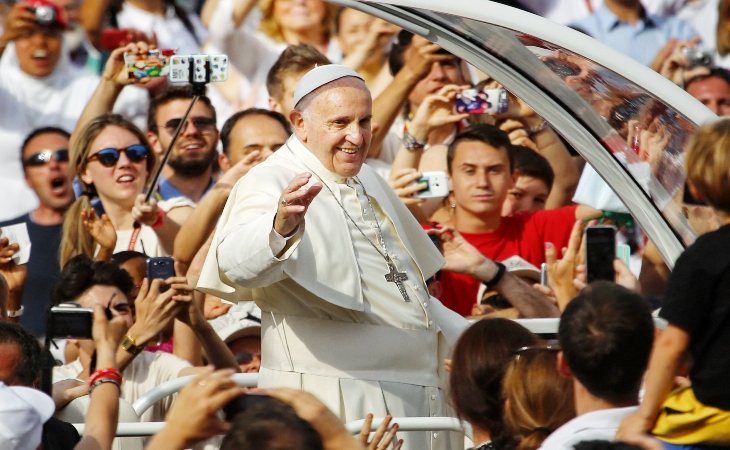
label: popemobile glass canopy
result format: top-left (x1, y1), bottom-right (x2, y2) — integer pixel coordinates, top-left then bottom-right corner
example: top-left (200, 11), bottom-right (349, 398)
top-left (330, 0), bottom-right (719, 269)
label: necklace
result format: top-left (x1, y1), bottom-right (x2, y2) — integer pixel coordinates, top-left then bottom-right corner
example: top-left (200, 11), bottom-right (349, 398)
top-left (304, 168), bottom-right (411, 303)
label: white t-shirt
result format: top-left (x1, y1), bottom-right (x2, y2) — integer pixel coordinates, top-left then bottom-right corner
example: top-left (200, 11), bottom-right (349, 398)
top-left (0, 41), bottom-right (148, 221)
top-left (116, 2), bottom-right (207, 55)
top-left (53, 351), bottom-right (192, 422)
top-left (539, 406), bottom-right (639, 450)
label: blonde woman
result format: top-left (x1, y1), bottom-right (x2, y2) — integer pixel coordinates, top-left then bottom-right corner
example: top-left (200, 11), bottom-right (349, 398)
top-left (60, 113), bottom-right (191, 267)
top-left (502, 346), bottom-right (575, 450)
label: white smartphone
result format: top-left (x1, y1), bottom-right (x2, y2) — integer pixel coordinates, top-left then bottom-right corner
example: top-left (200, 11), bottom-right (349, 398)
top-left (414, 171), bottom-right (449, 199)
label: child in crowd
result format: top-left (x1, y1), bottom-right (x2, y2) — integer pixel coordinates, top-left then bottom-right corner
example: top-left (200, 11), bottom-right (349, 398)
top-left (618, 119), bottom-right (730, 446)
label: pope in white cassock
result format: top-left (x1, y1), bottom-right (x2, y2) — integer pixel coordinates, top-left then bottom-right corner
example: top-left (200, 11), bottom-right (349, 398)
top-left (198, 65), bottom-right (468, 450)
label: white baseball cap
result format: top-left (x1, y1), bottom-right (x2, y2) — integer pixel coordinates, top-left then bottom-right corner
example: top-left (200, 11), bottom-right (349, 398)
top-left (0, 382), bottom-right (55, 450)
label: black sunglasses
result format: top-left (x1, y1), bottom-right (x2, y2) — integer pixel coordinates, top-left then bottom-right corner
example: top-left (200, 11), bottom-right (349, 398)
top-left (163, 116), bottom-right (216, 134)
top-left (86, 144), bottom-right (149, 167)
top-left (24, 148), bottom-right (69, 167)
top-left (234, 351), bottom-right (260, 365)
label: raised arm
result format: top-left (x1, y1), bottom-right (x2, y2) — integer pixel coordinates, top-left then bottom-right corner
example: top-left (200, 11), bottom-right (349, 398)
top-left (439, 228), bottom-right (560, 318)
top-left (74, 304), bottom-right (127, 450)
top-left (70, 41), bottom-right (154, 150)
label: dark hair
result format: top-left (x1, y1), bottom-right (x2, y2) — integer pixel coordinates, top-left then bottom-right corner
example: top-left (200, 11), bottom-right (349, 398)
top-left (52, 255), bottom-right (134, 305)
top-left (110, 251), bottom-right (148, 266)
top-left (509, 145), bottom-right (554, 191)
top-left (21, 126), bottom-right (70, 152)
top-left (221, 396), bottom-right (324, 450)
top-left (147, 85), bottom-right (216, 134)
top-left (388, 30), bottom-right (412, 76)
top-left (220, 108), bottom-right (292, 155)
top-left (266, 44), bottom-right (331, 104)
top-left (449, 318), bottom-right (537, 449)
top-left (447, 123), bottom-right (513, 173)
top-left (685, 67), bottom-right (730, 92)
top-left (558, 281), bottom-right (654, 405)
top-left (0, 322), bottom-right (42, 387)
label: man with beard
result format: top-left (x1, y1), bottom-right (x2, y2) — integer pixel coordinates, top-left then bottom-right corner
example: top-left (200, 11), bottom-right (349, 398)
top-left (147, 86), bottom-right (220, 203)
top-left (0, 127), bottom-right (74, 336)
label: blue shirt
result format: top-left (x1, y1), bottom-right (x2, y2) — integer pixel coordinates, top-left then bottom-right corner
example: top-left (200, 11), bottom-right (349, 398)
top-left (157, 174), bottom-right (215, 203)
top-left (571, 4), bottom-right (700, 66)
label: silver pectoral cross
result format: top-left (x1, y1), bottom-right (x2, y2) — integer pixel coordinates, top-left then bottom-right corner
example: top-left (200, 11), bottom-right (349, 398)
top-left (384, 258), bottom-right (411, 302)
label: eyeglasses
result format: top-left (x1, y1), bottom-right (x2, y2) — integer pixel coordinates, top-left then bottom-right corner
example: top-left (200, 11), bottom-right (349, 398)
top-left (513, 344), bottom-right (560, 361)
top-left (23, 148), bottom-right (69, 167)
top-left (163, 116), bottom-right (216, 134)
top-left (86, 144), bottom-right (149, 167)
top-left (234, 351), bottom-right (260, 365)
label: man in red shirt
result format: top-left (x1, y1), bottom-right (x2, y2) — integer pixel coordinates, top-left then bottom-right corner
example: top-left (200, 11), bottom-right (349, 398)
top-left (438, 124), bottom-right (598, 315)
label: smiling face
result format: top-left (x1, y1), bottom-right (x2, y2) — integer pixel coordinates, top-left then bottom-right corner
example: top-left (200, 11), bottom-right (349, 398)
top-left (14, 24), bottom-right (62, 77)
top-left (149, 99), bottom-right (219, 177)
top-left (80, 125), bottom-right (148, 208)
top-left (290, 77), bottom-right (372, 177)
top-left (450, 139), bottom-right (514, 220)
top-left (273, 0), bottom-right (327, 34)
top-left (501, 175), bottom-right (550, 216)
top-left (22, 131), bottom-right (73, 212)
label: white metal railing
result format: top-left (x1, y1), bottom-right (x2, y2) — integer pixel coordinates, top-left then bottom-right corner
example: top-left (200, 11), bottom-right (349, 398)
top-left (73, 417), bottom-right (468, 437)
top-left (131, 373), bottom-right (259, 416)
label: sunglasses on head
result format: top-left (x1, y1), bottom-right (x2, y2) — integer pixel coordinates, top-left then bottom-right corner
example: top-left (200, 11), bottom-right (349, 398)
top-left (23, 148), bottom-right (69, 167)
top-left (163, 117), bottom-right (216, 134)
top-left (86, 144), bottom-right (149, 167)
top-left (513, 344), bottom-right (561, 361)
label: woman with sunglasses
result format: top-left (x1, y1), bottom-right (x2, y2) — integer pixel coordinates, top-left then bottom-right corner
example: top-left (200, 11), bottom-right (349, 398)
top-left (502, 345), bottom-right (575, 450)
top-left (449, 318), bottom-right (538, 450)
top-left (60, 114), bottom-right (191, 267)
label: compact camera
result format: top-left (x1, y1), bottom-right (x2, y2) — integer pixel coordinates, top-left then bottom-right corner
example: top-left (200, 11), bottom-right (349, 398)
top-left (47, 303), bottom-right (93, 339)
top-left (682, 47), bottom-right (712, 67)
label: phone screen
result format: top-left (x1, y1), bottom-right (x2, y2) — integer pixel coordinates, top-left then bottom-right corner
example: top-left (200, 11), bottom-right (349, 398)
top-left (585, 226), bottom-right (616, 283)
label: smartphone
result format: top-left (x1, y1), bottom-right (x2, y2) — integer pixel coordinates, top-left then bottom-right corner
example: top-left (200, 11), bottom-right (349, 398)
top-left (585, 225), bottom-right (616, 283)
top-left (169, 54), bottom-right (230, 84)
top-left (540, 262), bottom-right (548, 287)
top-left (455, 88), bottom-right (508, 114)
top-left (415, 171), bottom-right (449, 199)
top-left (146, 256), bottom-right (175, 291)
top-left (125, 49), bottom-right (175, 80)
top-left (682, 181), bottom-right (706, 206)
top-left (47, 305), bottom-right (93, 339)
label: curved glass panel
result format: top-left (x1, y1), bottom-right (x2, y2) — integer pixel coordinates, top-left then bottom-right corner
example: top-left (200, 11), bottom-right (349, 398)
top-left (411, 8), bottom-right (712, 246)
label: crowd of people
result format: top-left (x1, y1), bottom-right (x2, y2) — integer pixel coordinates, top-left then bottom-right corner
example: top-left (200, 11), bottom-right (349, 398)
top-left (0, 0), bottom-right (730, 449)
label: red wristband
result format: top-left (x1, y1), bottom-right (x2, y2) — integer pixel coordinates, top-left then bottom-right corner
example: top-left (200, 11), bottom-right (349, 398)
top-left (88, 368), bottom-right (122, 387)
top-left (151, 209), bottom-right (165, 229)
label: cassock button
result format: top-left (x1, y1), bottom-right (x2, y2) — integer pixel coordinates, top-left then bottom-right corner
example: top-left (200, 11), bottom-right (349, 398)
top-left (422, 301), bottom-right (429, 308)
top-left (430, 394), bottom-right (437, 400)
top-left (428, 320), bottom-right (434, 326)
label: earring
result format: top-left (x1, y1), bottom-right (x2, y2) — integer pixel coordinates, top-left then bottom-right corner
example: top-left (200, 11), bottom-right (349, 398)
top-left (450, 202), bottom-right (457, 209)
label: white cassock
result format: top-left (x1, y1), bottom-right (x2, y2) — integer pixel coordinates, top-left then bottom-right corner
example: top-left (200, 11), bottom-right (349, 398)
top-left (198, 136), bottom-right (468, 450)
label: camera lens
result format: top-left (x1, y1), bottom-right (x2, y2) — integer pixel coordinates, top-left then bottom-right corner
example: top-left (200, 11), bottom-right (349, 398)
top-left (34, 6), bottom-right (56, 25)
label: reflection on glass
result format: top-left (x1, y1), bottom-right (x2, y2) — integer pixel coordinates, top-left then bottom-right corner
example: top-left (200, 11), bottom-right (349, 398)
top-left (417, 10), bottom-right (706, 244)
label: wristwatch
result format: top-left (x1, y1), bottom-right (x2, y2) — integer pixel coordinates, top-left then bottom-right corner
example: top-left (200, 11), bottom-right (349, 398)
top-left (402, 130), bottom-right (426, 151)
top-left (481, 262), bottom-right (506, 290)
top-left (6, 306), bottom-right (23, 318)
top-left (120, 334), bottom-right (143, 356)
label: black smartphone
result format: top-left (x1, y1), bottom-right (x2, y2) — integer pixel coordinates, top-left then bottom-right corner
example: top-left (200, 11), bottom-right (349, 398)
top-left (47, 305), bottom-right (93, 339)
top-left (682, 181), bottom-right (706, 206)
top-left (585, 225), bottom-right (616, 283)
top-left (146, 256), bottom-right (175, 291)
